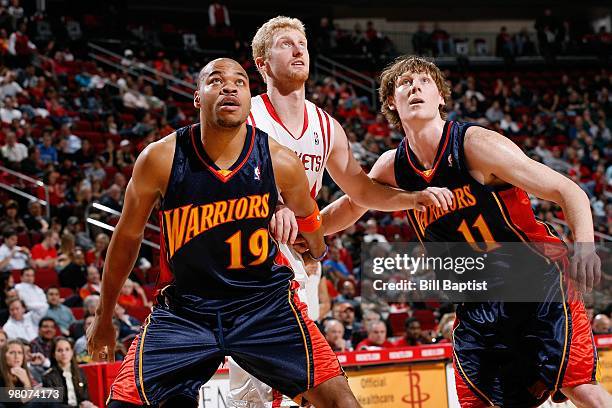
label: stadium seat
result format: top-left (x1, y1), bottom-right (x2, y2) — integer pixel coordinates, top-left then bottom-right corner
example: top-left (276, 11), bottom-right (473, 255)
top-left (413, 309), bottom-right (437, 331)
top-left (35, 268), bottom-right (59, 290)
top-left (389, 312), bottom-right (409, 337)
top-left (71, 307), bottom-right (85, 320)
top-left (59, 287), bottom-right (74, 298)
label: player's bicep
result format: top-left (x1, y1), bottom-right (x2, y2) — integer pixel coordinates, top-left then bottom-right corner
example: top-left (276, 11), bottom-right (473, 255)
top-left (466, 129), bottom-right (569, 202)
top-left (114, 147), bottom-right (166, 240)
top-left (367, 149), bottom-right (398, 187)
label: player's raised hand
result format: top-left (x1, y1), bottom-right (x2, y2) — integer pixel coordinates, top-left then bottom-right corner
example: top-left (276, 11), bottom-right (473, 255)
top-left (87, 316), bottom-right (116, 363)
top-left (413, 187), bottom-right (453, 211)
top-left (569, 242), bottom-right (602, 294)
top-left (270, 204), bottom-right (299, 245)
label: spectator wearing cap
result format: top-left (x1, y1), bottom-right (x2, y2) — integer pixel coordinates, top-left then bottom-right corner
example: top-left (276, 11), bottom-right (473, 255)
top-left (333, 301), bottom-right (362, 347)
top-left (0, 200), bottom-right (26, 233)
top-left (44, 287), bottom-right (75, 336)
top-left (3, 297), bottom-right (48, 341)
top-left (0, 229), bottom-right (30, 272)
top-left (116, 139), bottom-right (135, 169)
top-left (14, 267), bottom-right (46, 310)
top-left (355, 321), bottom-right (394, 350)
top-left (393, 317), bottom-right (432, 347)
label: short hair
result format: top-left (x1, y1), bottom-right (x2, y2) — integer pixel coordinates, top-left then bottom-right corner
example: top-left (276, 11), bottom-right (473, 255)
top-left (2, 230), bottom-right (16, 239)
top-left (38, 317), bottom-right (56, 328)
top-left (20, 267), bottom-right (34, 276)
top-left (405, 317), bottom-right (420, 328)
top-left (367, 320), bottom-right (386, 332)
top-left (379, 55), bottom-right (451, 129)
top-left (251, 16), bottom-right (306, 78)
top-left (45, 286), bottom-right (59, 294)
top-left (7, 297), bottom-right (25, 309)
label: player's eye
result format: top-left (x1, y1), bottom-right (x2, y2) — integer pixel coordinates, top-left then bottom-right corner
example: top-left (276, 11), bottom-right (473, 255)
top-left (422, 77), bottom-right (430, 83)
top-left (210, 78), bottom-right (222, 85)
top-left (236, 79), bottom-right (245, 86)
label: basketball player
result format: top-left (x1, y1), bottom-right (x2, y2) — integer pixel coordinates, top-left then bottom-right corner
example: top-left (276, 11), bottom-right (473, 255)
top-left (320, 56), bottom-right (611, 407)
top-left (227, 17), bottom-right (452, 407)
top-left (87, 58), bottom-right (361, 408)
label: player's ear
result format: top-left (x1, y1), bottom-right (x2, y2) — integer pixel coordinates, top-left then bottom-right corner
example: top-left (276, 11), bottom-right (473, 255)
top-left (387, 95), bottom-right (396, 111)
top-left (194, 90), bottom-right (201, 109)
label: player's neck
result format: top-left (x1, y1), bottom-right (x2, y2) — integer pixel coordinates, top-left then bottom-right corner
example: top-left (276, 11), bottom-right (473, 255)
top-left (266, 85), bottom-right (306, 133)
top-left (402, 117), bottom-right (446, 169)
top-left (200, 122), bottom-right (248, 168)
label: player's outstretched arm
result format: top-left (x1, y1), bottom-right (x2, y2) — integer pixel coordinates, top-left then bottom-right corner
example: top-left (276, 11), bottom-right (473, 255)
top-left (464, 126), bottom-right (600, 292)
top-left (322, 149), bottom-right (452, 235)
top-left (88, 135), bottom-right (174, 361)
top-left (270, 139), bottom-right (326, 259)
top-left (326, 118), bottom-right (453, 211)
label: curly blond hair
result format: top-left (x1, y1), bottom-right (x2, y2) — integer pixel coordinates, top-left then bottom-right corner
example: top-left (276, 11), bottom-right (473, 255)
top-left (251, 16), bottom-right (306, 79)
top-left (379, 55), bottom-right (451, 129)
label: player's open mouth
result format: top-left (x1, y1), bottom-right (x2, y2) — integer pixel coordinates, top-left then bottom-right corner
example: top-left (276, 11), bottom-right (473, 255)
top-left (219, 97), bottom-right (240, 111)
top-left (409, 98), bottom-right (425, 105)
top-left (291, 60), bottom-right (305, 66)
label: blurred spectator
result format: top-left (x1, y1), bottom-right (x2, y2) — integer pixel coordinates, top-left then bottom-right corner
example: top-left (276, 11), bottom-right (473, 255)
top-left (31, 230), bottom-right (58, 269)
top-left (44, 286), bottom-right (75, 336)
top-left (43, 337), bottom-right (96, 407)
top-left (37, 130), bottom-right (57, 164)
top-left (393, 317), bottom-right (432, 347)
top-left (0, 328), bottom-right (6, 347)
top-left (208, 2), bottom-right (230, 28)
top-left (14, 267), bottom-right (46, 309)
top-left (22, 200), bottom-right (49, 233)
top-left (0, 339), bottom-right (33, 389)
top-left (8, 21), bottom-right (35, 66)
top-left (333, 301), bottom-right (361, 347)
top-left (592, 314), bottom-right (611, 334)
top-left (59, 247), bottom-right (87, 291)
top-left (412, 23), bottom-right (431, 55)
top-left (29, 316), bottom-right (56, 358)
top-left (363, 219), bottom-right (388, 244)
top-left (496, 26), bottom-right (514, 61)
top-left (355, 321), bottom-right (393, 350)
top-left (1, 130), bottom-right (27, 165)
top-left (323, 246), bottom-right (350, 280)
top-left (431, 23), bottom-right (451, 56)
top-left (0, 229), bottom-right (30, 272)
top-left (534, 9), bottom-right (559, 59)
top-left (323, 318), bottom-right (350, 352)
top-left (0, 200), bottom-right (26, 233)
top-left (99, 184), bottom-right (123, 212)
top-left (3, 297), bottom-right (48, 341)
top-left (79, 265), bottom-right (101, 299)
top-left (22, 340), bottom-right (49, 385)
top-left (114, 303), bottom-right (140, 339)
top-left (86, 233), bottom-right (109, 271)
top-left (74, 314), bottom-right (94, 361)
top-left (117, 279), bottom-right (150, 309)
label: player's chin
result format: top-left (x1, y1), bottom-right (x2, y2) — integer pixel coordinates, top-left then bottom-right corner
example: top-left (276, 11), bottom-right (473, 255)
top-left (217, 117), bottom-right (246, 128)
top-left (288, 69), bottom-right (309, 82)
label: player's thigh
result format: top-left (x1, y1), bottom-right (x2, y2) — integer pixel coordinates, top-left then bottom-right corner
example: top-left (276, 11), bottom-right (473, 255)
top-left (109, 305), bottom-right (224, 405)
top-left (227, 282), bottom-right (343, 400)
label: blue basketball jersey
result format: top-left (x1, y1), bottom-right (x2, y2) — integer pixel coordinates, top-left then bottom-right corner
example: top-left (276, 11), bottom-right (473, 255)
top-left (159, 123), bottom-right (292, 300)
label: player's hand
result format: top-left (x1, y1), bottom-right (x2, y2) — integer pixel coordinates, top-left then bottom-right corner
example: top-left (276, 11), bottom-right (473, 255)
top-left (413, 187), bottom-right (453, 211)
top-left (292, 236), bottom-right (309, 254)
top-left (270, 204), bottom-right (298, 245)
top-left (569, 242), bottom-right (601, 293)
top-left (87, 315), bottom-right (116, 363)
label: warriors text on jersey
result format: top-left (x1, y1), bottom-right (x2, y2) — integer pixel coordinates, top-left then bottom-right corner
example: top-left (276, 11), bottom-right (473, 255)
top-left (158, 123), bottom-right (292, 302)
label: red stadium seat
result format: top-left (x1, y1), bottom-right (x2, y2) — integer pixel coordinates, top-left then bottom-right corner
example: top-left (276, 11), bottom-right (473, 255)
top-left (35, 268), bottom-right (59, 290)
top-left (126, 305), bottom-right (151, 323)
top-left (413, 309), bottom-right (437, 331)
top-left (59, 287), bottom-right (74, 298)
top-left (71, 307), bottom-right (85, 320)
top-left (389, 312), bottom-right (409, 337)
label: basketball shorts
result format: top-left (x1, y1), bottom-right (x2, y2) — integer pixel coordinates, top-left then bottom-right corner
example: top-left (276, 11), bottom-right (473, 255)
top-left (108, 280), bottom-right (343, 406)
top-left (453, 262), bottom-right (599, 408)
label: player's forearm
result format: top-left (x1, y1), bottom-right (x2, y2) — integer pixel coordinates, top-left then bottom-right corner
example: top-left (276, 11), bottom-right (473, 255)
top-left (344, 174), bottom-right (418, 211)
top-left (555, 181), bottom-right (594, 242)
top-left (322, 195), bottom-right (368, 235)
top-left (96, 232), bottom-right (143, 320)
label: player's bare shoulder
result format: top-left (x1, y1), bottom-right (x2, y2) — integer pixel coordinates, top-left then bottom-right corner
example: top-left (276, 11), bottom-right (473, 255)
top-left (369, 148), bottom-right (399, 187)
top-left (133, 131), bottom-right (177, 196)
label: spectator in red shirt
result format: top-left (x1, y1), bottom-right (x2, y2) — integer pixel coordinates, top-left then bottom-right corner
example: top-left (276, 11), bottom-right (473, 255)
top-left (367, 114), bottom-right (390, 139)
top-left (355, 321), bottom-right (394, 350)
top-left (393, 317), bottom-right (432, 347)
top-left (30, 230), bottom-right (59, 270)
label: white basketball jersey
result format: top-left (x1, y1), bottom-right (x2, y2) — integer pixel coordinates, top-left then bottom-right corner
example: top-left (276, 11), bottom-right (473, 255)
top-left (248, 94), bottom-right (334, 320)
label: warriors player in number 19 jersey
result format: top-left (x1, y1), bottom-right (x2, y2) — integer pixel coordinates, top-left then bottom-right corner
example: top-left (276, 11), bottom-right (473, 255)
top-left (87, 58), bottom-right (361, 408)
top-left (226, 17), bottom-right (453, 407)
top-left (322, 56), bottom-right (611, 408)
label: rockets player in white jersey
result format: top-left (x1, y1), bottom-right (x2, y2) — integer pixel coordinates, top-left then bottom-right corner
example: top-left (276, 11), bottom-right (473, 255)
top-left (224, 16), bottom-right (453, 408)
